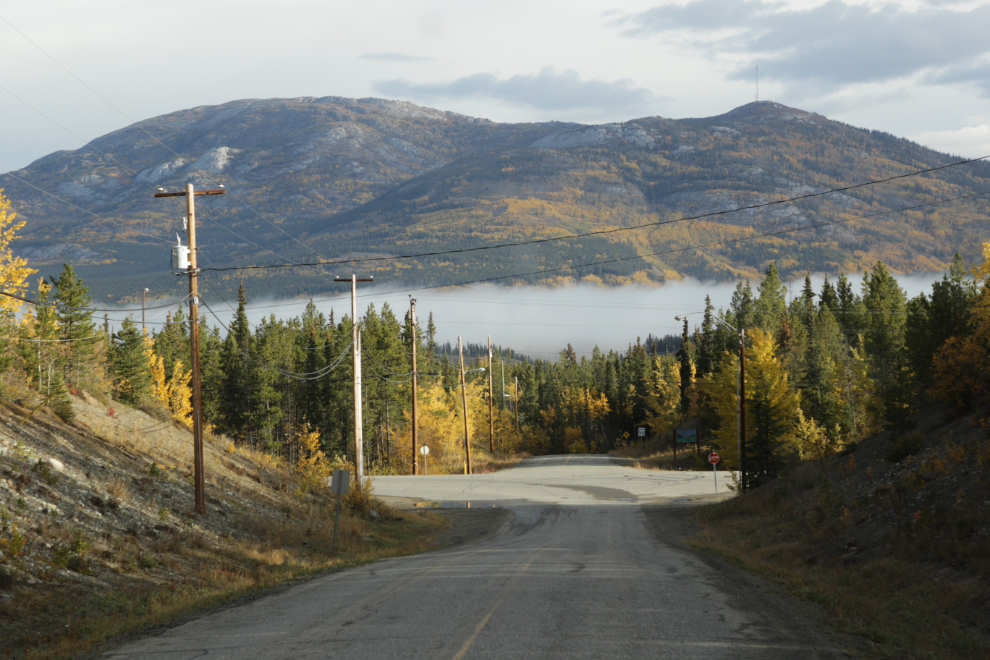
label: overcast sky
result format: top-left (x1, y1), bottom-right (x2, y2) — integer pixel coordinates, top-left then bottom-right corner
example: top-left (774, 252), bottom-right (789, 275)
top-left (2, 0), bottom-right (990, 173)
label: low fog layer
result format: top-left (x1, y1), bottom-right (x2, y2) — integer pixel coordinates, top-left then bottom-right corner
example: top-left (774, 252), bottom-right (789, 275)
top-left (123, 273), bottom-right (948, 358)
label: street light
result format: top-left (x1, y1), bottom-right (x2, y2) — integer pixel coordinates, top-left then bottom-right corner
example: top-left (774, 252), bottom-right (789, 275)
top-left (142, 288), bottom-right (150, 332)
top-left (676, 313), bottom-right (747, 493)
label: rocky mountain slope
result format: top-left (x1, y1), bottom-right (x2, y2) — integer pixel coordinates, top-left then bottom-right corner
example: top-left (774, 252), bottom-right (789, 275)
top-left (3, 97), bottom-right (989, 301)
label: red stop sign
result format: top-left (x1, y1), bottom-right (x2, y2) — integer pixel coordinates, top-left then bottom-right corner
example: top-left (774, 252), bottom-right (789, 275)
top-left (708, 452), bottom-right (720, 464)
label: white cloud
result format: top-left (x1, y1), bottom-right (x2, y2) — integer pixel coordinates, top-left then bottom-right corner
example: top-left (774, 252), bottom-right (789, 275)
top-left (912, 122), bottom-right (990, 158)
top-left (373, 66), bottom-right (660, 114)
top-left (616, 0), bottom-right (990, 95)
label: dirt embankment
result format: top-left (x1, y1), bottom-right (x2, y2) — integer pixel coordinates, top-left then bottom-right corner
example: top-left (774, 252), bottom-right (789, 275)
top-left (0, 391), bottom-right (444, 659)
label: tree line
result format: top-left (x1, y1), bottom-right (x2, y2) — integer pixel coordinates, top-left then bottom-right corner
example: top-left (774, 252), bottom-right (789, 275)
top-left (1, 189), bottom-right (988, 482)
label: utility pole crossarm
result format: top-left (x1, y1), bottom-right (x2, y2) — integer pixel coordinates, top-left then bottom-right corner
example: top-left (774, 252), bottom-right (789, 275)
top-left (154, 190), bottom-right (227, 197)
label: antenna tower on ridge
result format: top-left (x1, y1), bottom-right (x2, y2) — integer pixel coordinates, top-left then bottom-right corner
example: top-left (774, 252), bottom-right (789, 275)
top-left (755, 65), bottom-right (759, 102)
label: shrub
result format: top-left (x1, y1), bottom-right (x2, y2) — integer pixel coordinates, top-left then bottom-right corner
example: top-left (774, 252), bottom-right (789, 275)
top-left (886, 432), bottom-right (925, 463)
top-left (32, 459), bottom-right (59, 486)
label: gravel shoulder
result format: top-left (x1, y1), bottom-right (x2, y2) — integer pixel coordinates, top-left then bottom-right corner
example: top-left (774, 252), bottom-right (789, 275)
top-left (641, 503), bottom-right (869, 659)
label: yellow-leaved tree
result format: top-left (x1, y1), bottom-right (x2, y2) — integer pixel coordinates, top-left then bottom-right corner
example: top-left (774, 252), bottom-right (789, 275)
top-left (745, 328), bottom-right (800, 488)
top-left (642, 355), bottom-right (681, 440)
top-left (0, 190), bottom-right (36, 314)
top-left (708, 329), bottom-right (800, 487)
top-left (296, 424), bottom-right (331, 496)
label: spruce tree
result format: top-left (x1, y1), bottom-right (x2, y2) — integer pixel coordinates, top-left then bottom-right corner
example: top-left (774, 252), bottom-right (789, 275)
top-left (696, 296), bottom-right (716, 378)
top-left (112, 317), bottom-right (150, 404)
top-left (219, 282), bottom-right (252, 439)
top-left (754, 264), bottom-right (788, 334)
top-left (820, 275), bottom-right (839, 311)
top-left (51, 264), bottom-right (96, 384)
top-left (730, 280), bottom-right (755, 329)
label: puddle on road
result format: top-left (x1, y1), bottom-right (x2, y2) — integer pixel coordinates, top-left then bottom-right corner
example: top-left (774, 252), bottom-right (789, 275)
top-left (414, 501), bottom-right (499, 509)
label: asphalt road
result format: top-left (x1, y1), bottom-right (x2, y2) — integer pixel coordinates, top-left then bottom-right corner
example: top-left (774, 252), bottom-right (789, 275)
top-left (104, 456), bottom-right (852, 659)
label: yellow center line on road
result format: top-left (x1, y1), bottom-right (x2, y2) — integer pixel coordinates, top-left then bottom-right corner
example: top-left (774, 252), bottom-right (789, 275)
top-left (449, 546), bottom-right (549, 660)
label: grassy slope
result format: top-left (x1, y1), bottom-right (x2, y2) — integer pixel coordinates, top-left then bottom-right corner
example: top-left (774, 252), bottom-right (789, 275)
top-left (0, 384), bottom-right (446, 659)
top-left (691, 410), bottom-right (990, 659)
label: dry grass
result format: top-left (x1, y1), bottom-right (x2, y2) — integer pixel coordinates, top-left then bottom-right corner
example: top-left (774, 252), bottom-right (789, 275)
top-left (610, 441), bottom-right (707, 471)
top-left (470, 449), bottom-right (528, 474)
top-left (4, 504), bottom-right (446, 660)
top-left (105, 475), bottom-right (130, 502)
top-left (0, 391), bottom-right (450, 660)
top-left (691, 436), bottom-right (990, 660)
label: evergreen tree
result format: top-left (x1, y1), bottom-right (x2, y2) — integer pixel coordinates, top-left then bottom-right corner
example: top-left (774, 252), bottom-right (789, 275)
top-left (861, 261), bottom-right (907, 391)
top-left (695, 296), bottom-right (716, 378)
top-left (50, 263), bottom-right (96, 384)
top-left (219, 282), bottom-right (252, 439)
top-left (835, 272), bottom-right (863, 345)
top-left (754, 263), bottom-right (788, 334)
top-left (112, 317), bottom-right (150, 404)
top-left (820, 276), bottom-right (839, 312)
top-left (730, 280), bottom-right (755, 329)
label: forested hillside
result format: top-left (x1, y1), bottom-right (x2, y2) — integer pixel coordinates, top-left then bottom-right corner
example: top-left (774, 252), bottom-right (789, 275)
top-left (2, 97), bottom-right (989, 301)
top-left (3, 176), bottom-right (989, 483)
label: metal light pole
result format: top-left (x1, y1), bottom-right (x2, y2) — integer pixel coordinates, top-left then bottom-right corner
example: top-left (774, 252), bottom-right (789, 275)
top-left (142, 288), bottom-right (149, 332)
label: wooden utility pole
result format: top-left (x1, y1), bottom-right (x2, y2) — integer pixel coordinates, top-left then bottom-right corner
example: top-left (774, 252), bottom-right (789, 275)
top-left (333, 275), bottom-right (374, 486)
top-left (410, 298), bottom-right (419, 475)
top-left (487, 335), bottom-right (494, 454)
top-left (141, 288), bottom-right (148, 332)
top-left (458, 337), bottom-right (472, 474)
top-left (514, 376), bottom-right (520, 444)
top-left (154, 183), bottom-right (225, 516)
top-left (739, 328), bottom-right (747, 493)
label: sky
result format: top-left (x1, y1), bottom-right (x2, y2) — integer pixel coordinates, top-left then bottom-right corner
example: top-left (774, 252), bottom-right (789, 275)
top-left (2, 0), bottom-right (990, 173)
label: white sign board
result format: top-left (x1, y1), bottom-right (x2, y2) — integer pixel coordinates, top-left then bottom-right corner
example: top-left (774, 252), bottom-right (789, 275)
top-left (420, 445), bottom-right (430, 455)
top-left (330, 469), bottom-right (350, 496)
top-left (637, 427), bottom-right (646, 437)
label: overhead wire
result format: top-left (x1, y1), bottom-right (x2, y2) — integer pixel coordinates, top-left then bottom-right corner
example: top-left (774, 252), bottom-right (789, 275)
top-left (0, 15), bottom-right (328, 273)
top-left (198, 298), bottom-right (352, 381)
top-left (194, 153), bottom-right (990, 274)
top-left (4, 12), bottom-right (989, 290)
top-left (331, 187), bottom-right (990, 302)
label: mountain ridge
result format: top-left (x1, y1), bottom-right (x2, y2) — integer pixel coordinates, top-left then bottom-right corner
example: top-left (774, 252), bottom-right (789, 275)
top-left (2, 96), bottom-right (988, 301)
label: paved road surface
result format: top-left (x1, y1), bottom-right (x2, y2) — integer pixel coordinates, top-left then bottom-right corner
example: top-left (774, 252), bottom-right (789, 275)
top-left (105, 456), bottom-right (851, 659)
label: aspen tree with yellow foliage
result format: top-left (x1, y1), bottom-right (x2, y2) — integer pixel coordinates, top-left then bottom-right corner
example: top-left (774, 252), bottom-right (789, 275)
top-left (0, 189), bottom-right (35, 315)
top-left (708, 329), bottom-right (799, 486)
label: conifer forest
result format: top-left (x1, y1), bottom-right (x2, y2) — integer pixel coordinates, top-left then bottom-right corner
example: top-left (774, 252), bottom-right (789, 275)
top-left (3, 189), bottom-right (988, 486)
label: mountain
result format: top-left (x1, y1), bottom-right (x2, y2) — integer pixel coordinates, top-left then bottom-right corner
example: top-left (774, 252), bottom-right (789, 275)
top-left (3, 97), bottom-right (988, 302)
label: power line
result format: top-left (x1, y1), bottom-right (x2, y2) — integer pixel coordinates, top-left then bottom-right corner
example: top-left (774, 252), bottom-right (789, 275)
top-left (334, 187), bottom-right (990, 302)
top-left (0, 15), bottom-right (329, 272)
top-left (0, 334), bottom-right (102, 343)
top-left (198, 298), bottom-right (352, 381)
top-left (2, 172), bottom-right (174, 246)
top-left (0, 81), bottom-right (146, 184)
top-left (0, 290), bottom-right (190, 314)
top-left (195, 153), bottom-right (990, 274)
